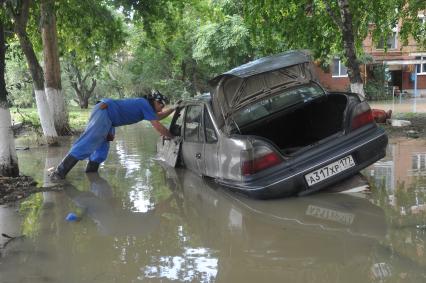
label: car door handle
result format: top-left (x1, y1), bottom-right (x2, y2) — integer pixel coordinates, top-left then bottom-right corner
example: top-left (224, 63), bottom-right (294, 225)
top-left (195, 153), bottom-right (201, 159)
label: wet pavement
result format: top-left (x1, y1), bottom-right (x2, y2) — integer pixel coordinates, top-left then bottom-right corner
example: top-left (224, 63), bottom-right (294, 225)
top-left (1, 125), bottom-right (426, 282)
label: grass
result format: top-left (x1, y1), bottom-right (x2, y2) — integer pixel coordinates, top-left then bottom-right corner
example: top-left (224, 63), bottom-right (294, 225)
top-left (11, 105), bottom-right (173, 132)
top-left (67, 106), bottom-right (91, 130)
top-left (11, 106), bottom-right (92, 132)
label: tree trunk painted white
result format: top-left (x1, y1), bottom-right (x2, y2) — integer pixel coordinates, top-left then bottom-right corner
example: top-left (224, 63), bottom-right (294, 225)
top-left (350, 82), bottom-right (366, 101)
top-left (46, 87), bottom-right (69, 134)
top-left (35, 89), bottom-right (59, 145)
top-left (0, 107), bottom-right (19, 176)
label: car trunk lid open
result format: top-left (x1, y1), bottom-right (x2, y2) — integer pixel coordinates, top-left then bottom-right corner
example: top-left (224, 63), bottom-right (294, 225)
top-left (210, 51), bottom-right (318, 129)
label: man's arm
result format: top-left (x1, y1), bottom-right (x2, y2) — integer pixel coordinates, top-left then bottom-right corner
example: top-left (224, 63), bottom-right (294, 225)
top-left (150, 120), bottom-right (174, 138)
top-left (157, 108), bottom-right (175, 120)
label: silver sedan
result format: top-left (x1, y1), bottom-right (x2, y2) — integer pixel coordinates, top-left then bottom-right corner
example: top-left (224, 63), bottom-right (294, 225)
top-left (157, 51), bottom-right (388, 198)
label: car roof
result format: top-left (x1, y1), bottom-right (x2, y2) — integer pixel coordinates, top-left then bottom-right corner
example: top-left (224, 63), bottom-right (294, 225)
top-left (209, 50), bottom-right (311, 86)
top-left (182, 93), bottom-right (212, 104)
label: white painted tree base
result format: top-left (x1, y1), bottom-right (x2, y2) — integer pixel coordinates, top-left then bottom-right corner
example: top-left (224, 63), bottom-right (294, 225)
top-left (35, 89), bottom-right (59, 145)
top-left (46, 87), bottom-right (69, 134)
top-left (350, 82), bottom-right (366, 101)
top-left (0, 107), bottom-right (19, 176)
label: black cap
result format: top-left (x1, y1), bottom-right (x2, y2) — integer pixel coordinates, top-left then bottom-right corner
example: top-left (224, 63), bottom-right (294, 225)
top-left (149, 90), bottom-right (169, 105)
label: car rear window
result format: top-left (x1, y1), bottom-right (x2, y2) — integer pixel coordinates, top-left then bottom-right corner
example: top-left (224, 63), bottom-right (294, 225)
top-left (233, 84), bottom-right (325, 126)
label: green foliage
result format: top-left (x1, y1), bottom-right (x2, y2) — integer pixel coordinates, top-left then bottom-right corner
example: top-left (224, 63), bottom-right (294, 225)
top-left (399, 0), bottom-right (426, 48)
top-left (101, 2), bottom-right (215, 100)
top-left (4, 0), bottom-right (424, 109)
top-left (241, 0), bottom-right (425, 71)
top-left (364, 64), bottom-right (392, 101)
top-left (54, 1), bottom-right (127, 106)
top-left (66, 106), bottom-right (91, 130)
top-left (11, 106), bottom-right (91, 131)
top-left (242, 0), bottom-right (348, 59)
top-left (10, 107), bottom-right (42, 133)
top-left (5, 42), bottom-right (34, 107)
top-left (57, 0), bottom-right (127, 67)
top-left (93, 53), bottom-right (131, 100)
top-left (193, 15), bottom-right (252, 69)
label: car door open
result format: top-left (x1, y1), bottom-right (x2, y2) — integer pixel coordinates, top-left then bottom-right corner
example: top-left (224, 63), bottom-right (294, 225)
top-left (156, 107), bottom-right (184, 167)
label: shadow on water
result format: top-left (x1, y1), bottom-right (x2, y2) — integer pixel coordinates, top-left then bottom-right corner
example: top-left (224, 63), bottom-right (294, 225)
top-left (1, 125), bottom-right (426, 282)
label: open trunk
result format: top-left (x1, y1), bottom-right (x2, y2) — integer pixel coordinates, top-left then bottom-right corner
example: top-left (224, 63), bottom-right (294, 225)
top-left (238, 94), bottom-right (348, 155)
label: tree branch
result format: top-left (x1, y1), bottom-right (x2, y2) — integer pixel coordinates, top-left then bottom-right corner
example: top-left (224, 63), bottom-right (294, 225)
top-left (87, 78), bottom-right (97, 94)
top-left (82, 65), bottom-right (96, 83)
top-left (324, 0), bottom-right (344, 30)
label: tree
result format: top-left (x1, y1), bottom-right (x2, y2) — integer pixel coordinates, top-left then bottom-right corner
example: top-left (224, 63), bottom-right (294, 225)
top-left (113, 0), bottom-right (214, 97)
top-left (41, 0), bottom-right (70, 135)
top-left (5, 42), bottom-right (33, 108)
top-left (326, 0), bottom-right (365, 97)
top-left (56, 0), bottom-right (126, 107)
top-left (192, 14), bottom-right (253, 70)
top-left (0, 8), bottom-right (19, 177)
top-left (64, 52), bottom-right (97, 109)
top-left (7, 0), bottom-right (58, 145)
top-left (242, 0), bottom-right (425, 100)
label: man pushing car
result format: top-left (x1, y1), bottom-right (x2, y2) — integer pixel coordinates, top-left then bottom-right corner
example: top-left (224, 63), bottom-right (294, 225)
top-left (50, 90), bottom-right (175, 180)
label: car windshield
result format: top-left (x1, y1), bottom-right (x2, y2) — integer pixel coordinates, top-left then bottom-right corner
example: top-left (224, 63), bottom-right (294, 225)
top-left (233, 83), bottom-right (325, 126)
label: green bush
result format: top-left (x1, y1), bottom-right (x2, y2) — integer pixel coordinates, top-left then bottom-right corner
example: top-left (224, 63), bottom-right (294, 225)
top-left (365, 64), bottom-right (392, 101)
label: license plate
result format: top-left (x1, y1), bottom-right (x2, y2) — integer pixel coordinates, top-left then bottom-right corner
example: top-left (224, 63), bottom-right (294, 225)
top-left (306, 205), bottom-right (355, 225)
top-left (305, 155), bottom-right (355, 186)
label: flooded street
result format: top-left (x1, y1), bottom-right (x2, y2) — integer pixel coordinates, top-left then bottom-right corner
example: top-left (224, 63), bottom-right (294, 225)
top-left (369, 97), bottom-right (426, 113)
top-left (1, 125), bottom-right (426, 282)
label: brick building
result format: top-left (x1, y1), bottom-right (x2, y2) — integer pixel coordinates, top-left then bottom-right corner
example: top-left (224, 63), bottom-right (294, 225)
top-left (315, 13), bottom-right (426, 97)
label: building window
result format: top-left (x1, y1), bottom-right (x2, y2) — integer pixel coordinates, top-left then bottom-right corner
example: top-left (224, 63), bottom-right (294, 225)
top-left (376, 32), bottom-right (397, 50)
top-left (412, 153), bottom-right (426, 173)
top-left (332, 59), bottom-right (348, 77)
top-left (416, 56), bottom-right (426, 75)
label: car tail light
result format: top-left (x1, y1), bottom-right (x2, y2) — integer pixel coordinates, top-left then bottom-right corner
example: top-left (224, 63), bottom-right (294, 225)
top-left (350, 102), bottom-right (374, 130)
top-left (351, 109), bottom-right (374, 130)
top-left (241, 146), bottom-right (283, 176)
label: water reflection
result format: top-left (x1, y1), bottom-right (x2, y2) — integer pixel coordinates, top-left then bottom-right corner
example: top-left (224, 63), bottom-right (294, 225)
top-left (3, 126), bottom-right (426, 282)
top-left (365, 138), bottom-right (426, 279)
top-left (159, 165), bottom-right (391, 282)
top-left (65, 174), bottom-right (160, 236)
top-left (367, 139), bottom-right (426, 191)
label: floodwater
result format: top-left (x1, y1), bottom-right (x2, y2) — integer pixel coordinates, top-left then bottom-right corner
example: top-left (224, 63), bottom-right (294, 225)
top-left (1, 125), bottom-right (426, 283)
top-left (369, 97), bottom-right (426, 113)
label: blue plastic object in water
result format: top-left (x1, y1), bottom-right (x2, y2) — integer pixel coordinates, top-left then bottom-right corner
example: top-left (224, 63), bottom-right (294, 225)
top-left (65, 212), bottom-right (79, 222)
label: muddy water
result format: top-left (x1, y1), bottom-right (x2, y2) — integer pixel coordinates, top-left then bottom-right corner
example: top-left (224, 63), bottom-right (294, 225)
top-left (1, 125), bottom-right (426, 283)
top-left (369, 97), bottom-right (426, 113)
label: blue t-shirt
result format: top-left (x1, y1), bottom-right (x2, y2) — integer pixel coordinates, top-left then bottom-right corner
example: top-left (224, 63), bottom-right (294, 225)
top-left (101, 98), bottom-right (157, 127)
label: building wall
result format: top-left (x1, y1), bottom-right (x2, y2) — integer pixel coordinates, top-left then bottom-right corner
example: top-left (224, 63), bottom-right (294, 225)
top-left (392, 139), bottom-right (426, 189)
top-left (316, 17), bottom-right (426, 96)
top-left (362, 20), bottom-right (426, 96)
top-left (314, 63), bottom-right (426, 95)
top-left (312, 64), bottom-right (350, 92)
top-left (402, 73), bottom-right (426, 90)
top-left (363, 34), bottom-right (420, 55)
